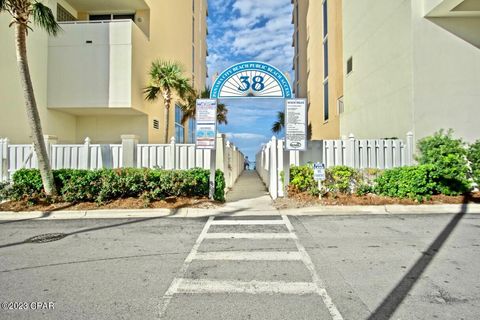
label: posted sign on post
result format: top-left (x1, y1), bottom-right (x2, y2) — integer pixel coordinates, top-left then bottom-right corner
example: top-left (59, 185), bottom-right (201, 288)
top-left (313, 163), bottom-right (326, 181)
top-left (285, 99), bottom-right (307, 151)
top-left (195, 99), bottom-right (218, 150)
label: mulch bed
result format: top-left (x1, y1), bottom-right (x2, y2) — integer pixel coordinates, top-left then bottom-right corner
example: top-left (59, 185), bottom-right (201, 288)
top-left (274, 192), bottom-right (480, 209)
top-left (0, 197), bottom-right (222, 212)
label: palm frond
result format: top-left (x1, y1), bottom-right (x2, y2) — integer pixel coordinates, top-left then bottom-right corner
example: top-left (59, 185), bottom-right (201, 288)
top-left (32, 1), bottom-right (61, 36)
top-left (143, 85), bottom-right (160, 101)
top-left (0, 0), bottom-right (7, 11)
top-left (271, 111), bottom-right (285, 134)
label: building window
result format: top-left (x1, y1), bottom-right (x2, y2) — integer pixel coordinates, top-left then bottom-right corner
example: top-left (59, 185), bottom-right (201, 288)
top-left (323, 81), bottom-right (329, 121)
top-left (57, 4), bottom-right (76, 22)
top-left (188, 118), bottom-right (196, 143)
top-left (347, 57), bottom-right (353, 75)
top-left (322, 0), bottom-right (329, 122)
top-left (323, 0), bottom-right (328, 37)
top-left (153, 119), bottom-right (160, 130)
top-left (192, 17), bottom-right (195, 43)
top-left (323, 39), bottom-right (328, 78)
top-left (175, 105), bottom-right (185, 143)
top-left (89, 14), bottom-right (135, 21)
top-left (192, 45), bottom-right (195, 75)
top-left (193, 0), bottom-right (195, 12)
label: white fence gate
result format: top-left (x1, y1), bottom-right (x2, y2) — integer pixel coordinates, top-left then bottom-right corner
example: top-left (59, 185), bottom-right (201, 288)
top-left (0, 134), bottom-right (245, 190)
top-left (256, 133), bottom-right (415, 199)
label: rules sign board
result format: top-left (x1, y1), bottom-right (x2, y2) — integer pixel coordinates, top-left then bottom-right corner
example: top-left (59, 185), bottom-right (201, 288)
top-left (285, 99), bottom-right (307, 151)
top-left (313, 162), bottom-right (326, 181)
top-left (196, 99), bottom-right (217, 150)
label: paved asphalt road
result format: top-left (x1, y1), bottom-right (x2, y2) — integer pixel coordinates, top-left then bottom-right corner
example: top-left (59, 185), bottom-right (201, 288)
top-left (0, 213), bottom-right (479, 320)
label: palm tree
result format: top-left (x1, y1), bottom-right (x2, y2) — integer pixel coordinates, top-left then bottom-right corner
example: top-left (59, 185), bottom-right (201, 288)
top-left (271, 111), bottom-right (285, 135)
top-left (144, 61), bottom-right (194, 144)
top-left (1, 0), bottom-right (60, 196)
top-left (180, 87), bottom-right (229, 125)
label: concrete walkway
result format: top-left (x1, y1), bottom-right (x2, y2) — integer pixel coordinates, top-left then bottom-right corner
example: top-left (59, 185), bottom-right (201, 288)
top-left (224, 170), bottom-right (275, 213)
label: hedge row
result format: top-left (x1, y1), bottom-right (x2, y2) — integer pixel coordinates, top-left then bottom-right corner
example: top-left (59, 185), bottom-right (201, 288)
top-left (288, 130), bottom-right (480, 200)
top-left (3, 168), bottom-right (225, 203)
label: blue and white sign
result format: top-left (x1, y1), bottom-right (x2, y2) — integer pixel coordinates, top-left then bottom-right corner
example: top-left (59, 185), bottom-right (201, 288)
top-left (210, 61), bottom-right (293, 99)
top-left (196, 99), bottom-right (217, 150)
top-left (313, 163), bottom-right (326, 181)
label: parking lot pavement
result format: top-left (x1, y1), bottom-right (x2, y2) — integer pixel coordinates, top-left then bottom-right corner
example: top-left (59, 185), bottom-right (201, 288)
top-left (1, 212), bottom-right (479, 319)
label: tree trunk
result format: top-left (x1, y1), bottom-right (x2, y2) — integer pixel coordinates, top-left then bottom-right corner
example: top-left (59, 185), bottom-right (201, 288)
top-left (14, 24), bottom-right (57, 196)
top-left (163, 90), bottom-right (171, 144)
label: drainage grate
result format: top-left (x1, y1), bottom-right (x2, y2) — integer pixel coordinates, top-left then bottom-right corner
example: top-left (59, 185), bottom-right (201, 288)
top-left (25, 233), bottom-right (68, 244)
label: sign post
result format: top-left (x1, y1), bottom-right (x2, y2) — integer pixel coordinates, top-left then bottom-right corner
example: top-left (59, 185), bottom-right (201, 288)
top-left (284, 99), bottom-right (307, 197)
top-left (195, 99), bottom-right (218, 200)
top-left (313, 162), bottom-right (326, 199)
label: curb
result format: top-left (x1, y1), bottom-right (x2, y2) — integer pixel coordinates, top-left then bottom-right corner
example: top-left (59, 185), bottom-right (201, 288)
top-left (0, 204), bottom-right (479, 220)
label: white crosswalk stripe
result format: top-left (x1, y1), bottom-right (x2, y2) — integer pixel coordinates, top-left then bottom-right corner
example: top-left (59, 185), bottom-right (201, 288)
top-left (193, 251), bottom-right (302, 261)
top-left (157, 215), bottom-right (344, 320)
top-left (174, 278), bottom-right (318, 295)
top-left (203, 232), bottom-right (297, 239)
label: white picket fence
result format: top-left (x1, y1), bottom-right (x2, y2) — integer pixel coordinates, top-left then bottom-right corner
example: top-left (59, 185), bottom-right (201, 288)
top-left (0, 134), bottom-right (244, 190)
top-left (256, 133), bottom-right (415, 199)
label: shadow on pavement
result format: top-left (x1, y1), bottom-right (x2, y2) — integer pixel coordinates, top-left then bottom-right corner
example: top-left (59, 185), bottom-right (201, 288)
top-left (367, 198), bottom-right (469, 320)
top-left (0, 206), bottom-right (251, 250)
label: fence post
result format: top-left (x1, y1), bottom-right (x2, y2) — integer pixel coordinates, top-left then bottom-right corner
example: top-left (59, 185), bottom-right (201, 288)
top-left (0, 138), bottom-right (8, 181)
top-left (406, 132), bottom-right (414, 166)
top-left (269, 136), bottom-right (278, 199)
top-left (82, 137), bottom-right (91, 169)
top-left (216, 133), bottom-right (225, 173)
top-left (168, 136), bottom-right (176, 170)
top-left (121, 135), bottom-right (139, 168)
top-left (346, 134), bottom-right (355, 167)
top-left (43, 135), bottom-right (58, 168)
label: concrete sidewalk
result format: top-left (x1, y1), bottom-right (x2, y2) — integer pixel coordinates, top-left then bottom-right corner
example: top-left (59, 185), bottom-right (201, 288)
top-left (224, 170), bottom-right (275, 213)
top-left (0, 204), bottom-right (480, 221)
top-left (1, 169), bottom-right (480, 220)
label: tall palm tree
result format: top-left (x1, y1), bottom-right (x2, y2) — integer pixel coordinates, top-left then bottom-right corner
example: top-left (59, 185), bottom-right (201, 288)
top-left (180, 87), bottom-right (228, 125)
top-left (271, 111), bottom-right (285, 135)
top-left (144, 61), bottom-right (194, 144)
top-left (1, 0), bottom-right (60, 195)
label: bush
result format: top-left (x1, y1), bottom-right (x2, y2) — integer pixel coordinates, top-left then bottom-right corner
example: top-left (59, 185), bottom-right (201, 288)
top-left (8, 168), bottom-right (226, 203)
top-left (325, 166), bottom-right (361, 194)
top-left (468, 140), bottom-right (480, 187)
top-left (374, 165), bottom-right (438, 201)
top-left (417, 130), bottom-right (470, 195)
top-left (288, 165), bottom-right (363, 196)
top-left (0, 181), bottom-right (11, 201)
top-left (289, 165), bottom-right (317, 195)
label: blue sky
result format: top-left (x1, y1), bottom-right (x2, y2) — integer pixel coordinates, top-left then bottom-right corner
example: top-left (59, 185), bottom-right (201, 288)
top-left (206, 0), bottom-right (294, 161)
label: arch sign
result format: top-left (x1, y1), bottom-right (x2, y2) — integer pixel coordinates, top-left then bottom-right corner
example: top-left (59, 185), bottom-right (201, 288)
top-left (210, 61), bottom-right (293, 99)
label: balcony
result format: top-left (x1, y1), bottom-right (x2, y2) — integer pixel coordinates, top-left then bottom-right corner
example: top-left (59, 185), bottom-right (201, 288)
top-left (424, 0), bottom-right (480, 48)
top-left (47, 20), bottom-right (147, 115)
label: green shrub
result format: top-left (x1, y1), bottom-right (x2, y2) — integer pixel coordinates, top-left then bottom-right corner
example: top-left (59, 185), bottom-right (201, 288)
top-left (325, 166), bottom-right (361, 194)
top-left (0, 181), bottom-right (11, 201)
top-left (417, 130), bottom-right (470, 195)
top-left (468, 140), bottom-right (480, 187)
top-left (374, 165), bottom-right (438, 200)
top-left (288, 165), bottom-right (363, 196)
top-left (215, 170), bottom-right (226, 202)
top-left (11, 169), bottom-right (44, 200)
top-left (289, 165), bottom-right (317, 195)
top-left (7, 168), bottom-right (225, 203)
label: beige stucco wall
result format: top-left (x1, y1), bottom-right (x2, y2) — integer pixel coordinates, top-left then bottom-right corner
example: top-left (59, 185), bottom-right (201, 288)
top-left (0, 0), bottom-right (207, 144)
top-left (76, 115), bottom-right (148, 144)
top-left (292, 0), bottom-right (309, 99)
top-left (0, 0), bottom-right (77, 143)
top-left (306, 0), bottom-right (342, 140)
top-left (412, 0), bottom-right (480, 143)
top-left (340, 0), bottom-right (415, 139)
